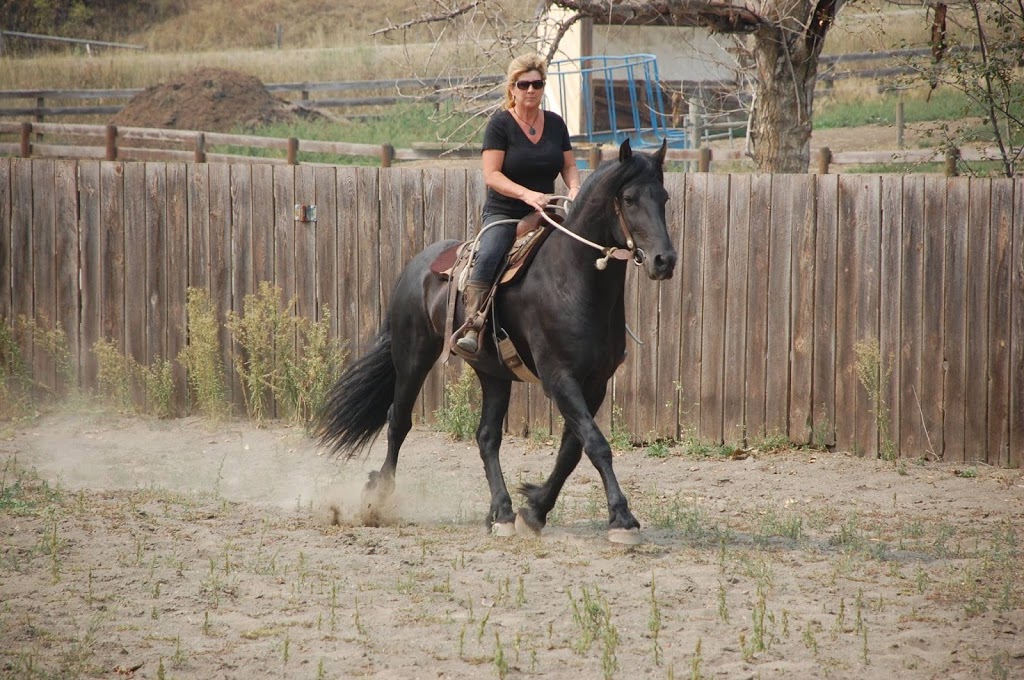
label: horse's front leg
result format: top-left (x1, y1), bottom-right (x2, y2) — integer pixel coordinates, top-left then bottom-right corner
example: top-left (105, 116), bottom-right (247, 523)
top-left (522, 376), bottom-right (641, 544)
top-left (475, 373), bottom-right (517, 534)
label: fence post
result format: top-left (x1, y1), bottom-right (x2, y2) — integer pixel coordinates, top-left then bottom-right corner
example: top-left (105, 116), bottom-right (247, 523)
top-left (896, 99), bottom-right (905, 149)
top-left (287, 137), bottom-right (299, 165)
top-left (104, 124), bottom-right (117, 161)
top-left (19, 122), bottom-right (31, 157)
top-left (380, 143), bottom-right (394, 168)
top-left (945, 146), bottom-right (959, 177)
top-left (194, 133), bottom-right (206, 163)
top-left (588, 145), bottom-right (601, 170)
top-left (698, 148), bottom-right (711, 173)
top-left (817, 147), bottom-right (832, 174)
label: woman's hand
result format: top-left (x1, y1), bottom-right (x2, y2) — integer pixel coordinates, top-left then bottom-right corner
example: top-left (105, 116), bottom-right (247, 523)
top-left (523, 190), bottom-right (550, 213)
top-left (567, 185), bottom-right (580, 201)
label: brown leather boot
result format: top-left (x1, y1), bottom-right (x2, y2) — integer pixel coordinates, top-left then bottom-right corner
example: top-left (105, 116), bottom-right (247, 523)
top-left (453, 281), bottom-right (490, 354)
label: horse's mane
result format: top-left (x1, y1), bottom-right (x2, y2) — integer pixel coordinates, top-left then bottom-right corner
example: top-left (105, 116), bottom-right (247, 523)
top-left (568, 147), bottom-right (663, 229)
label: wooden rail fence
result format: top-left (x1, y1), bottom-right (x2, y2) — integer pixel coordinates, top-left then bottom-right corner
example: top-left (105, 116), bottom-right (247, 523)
top-left (3, 120), bottom-right (1004, 175)
top-left (1, 158), bottom-right (1021, 465)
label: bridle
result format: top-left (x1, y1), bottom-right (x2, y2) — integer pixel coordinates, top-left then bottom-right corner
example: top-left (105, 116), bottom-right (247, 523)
top-left (538, 195), bottom-right (647, 270)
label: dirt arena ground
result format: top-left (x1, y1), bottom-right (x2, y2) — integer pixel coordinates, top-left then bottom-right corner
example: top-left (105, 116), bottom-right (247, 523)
top-left (2, 412), bottom-right (1023, 679)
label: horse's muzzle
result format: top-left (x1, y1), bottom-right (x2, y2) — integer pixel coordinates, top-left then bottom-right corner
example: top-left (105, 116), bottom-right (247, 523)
top-left (647, 250), bottom-right (677, 280)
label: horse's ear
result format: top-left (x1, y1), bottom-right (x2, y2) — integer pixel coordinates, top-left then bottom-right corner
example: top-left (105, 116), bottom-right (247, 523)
top-left (618, 138), bottom-right (632, 162)
top-left (653, 138), bottom-right (667, 168)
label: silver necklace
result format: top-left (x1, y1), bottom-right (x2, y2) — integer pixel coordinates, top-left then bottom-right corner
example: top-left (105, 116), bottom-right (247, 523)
top-left (512, 108), bottom-right (541, 136)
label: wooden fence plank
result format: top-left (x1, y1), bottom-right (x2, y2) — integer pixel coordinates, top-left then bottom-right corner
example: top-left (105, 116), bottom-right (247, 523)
top-left (879, 176), bottom-right (903, 457)
top-left (964, 178), bottom-right (991, 462)
top-left (229, 164), bottom-right (254, 412)
top-left (31, 160), bottom-right (56, 392)
top-left (100, 162), bottom-right (125, 353)
top-left (744, 174), bottom-right (772, 442)
top-left (766, 174), bottom-right (796, 438)
top-left (272, 164), bottom-right (295, 418)
top-left (723, 174), bottom-right (750, 446)
top-left (187, 164), bottom-right (210, 289)
top-left (0, 159), bottom-right (10, 325)
top-left (633, 271), bottom-right (660, 440)
top-left (789, 175), bottom-right (817, 445)
top-left (165, 163), bottom-right (188, 416)
top-left (251, 165), bottom-right (275, 286)
top-left (123, 162), bottom-right (147, 406)
top-left (378, 169), bottom-right (402, 317)
top-left (836, 175), bottom-right (880, 456)
top-left (11, 160), bottom-right (33, 371)
top-left (941, 178), bottom-right (969, 462)
top-left (1010, 179), bottom-right (1024, 467)
top-left (420, 167), bottom-right (445, 426)
top-left (144, 163), bottom-right (167, 374)
top-left (855, 176), bottom-right (881, 457)
top-left (314, 166), bottom-right (338, 332)
top-left (54, 160), bottom-right (79, 393)
top-left (294, 165), bottom-right (317, 323)
top-left (921, 176), bottom-right (947, 458)
top-left (656, 172), bottom-right (686, 440)
top-left (986, 179), bottom-right (1013, 465)
top-left (699, 174), bottom-right (729, 443)
top-left (356, 168), bottom-right (381, 353)
top-left (78, 161), bottom-right (101, 390)
top-left (335, 168), bottom-right (360, 357)
top-left (208, 163), bottom-right (234, 406)
top-left (898, 176), bottom-right (926, 457)
top-left (812, 174), bottom-right (838, 448)
top-left (677, 173), bottom-right (707, 438)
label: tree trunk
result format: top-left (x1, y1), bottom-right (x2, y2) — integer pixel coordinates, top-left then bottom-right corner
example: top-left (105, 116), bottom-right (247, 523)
top-left (751, 22), bottom-right (822, 173)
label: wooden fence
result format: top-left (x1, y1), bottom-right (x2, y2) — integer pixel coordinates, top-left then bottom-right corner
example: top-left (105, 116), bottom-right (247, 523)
top-left (3, 120), bottom-right (1001, 175)
top-left (1, 157), bottom-right (1022, 465)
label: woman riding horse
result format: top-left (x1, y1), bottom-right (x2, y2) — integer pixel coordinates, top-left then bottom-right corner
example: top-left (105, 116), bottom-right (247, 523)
top-left (316, 129), bottom-right (676, 544)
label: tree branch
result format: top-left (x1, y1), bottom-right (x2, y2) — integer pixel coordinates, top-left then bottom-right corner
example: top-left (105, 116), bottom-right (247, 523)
top-left (551, 0), bottom-right (765, 33)
top-left (372, 0), bottom-right (485, 36)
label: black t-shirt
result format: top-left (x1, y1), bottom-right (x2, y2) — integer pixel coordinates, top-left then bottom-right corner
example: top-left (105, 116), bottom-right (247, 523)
top-left (481, 109), bottom-right (573, 219)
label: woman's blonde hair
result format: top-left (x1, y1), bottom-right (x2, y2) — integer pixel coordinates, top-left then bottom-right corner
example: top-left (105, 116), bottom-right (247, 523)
top-left (502, 53), bottom-right (547, 109)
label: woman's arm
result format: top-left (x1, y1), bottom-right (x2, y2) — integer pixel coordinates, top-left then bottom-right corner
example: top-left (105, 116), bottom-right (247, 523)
top-left (561, 150), bottom-right (581, 201)
top-left (482, 148), bottom-right (550, 212)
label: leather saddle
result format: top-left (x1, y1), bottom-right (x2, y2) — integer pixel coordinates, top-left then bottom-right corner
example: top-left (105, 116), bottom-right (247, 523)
top-left (429, 211), bottom-right (559, 285)
top-left (431, 211), bottom-right (563, 381)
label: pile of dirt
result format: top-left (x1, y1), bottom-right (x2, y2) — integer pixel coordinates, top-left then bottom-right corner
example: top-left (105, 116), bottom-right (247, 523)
top-left (112, 67), bottom-right (316, 132)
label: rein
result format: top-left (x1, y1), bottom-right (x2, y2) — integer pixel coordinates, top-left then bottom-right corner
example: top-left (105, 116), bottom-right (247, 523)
top-left (538, 196), bottom-right (646, 270)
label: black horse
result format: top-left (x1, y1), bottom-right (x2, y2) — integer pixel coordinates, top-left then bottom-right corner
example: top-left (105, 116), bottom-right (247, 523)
top-left (315, 139), bottom-right (676, 543)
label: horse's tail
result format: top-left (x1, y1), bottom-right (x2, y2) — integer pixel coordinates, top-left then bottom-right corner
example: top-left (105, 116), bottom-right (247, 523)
top-left (314, 326), bottom-right (395, 458)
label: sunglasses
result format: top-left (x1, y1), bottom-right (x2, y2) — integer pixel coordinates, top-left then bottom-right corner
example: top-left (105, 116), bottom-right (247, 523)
top-left (515, 79), bottom-right (546, 91)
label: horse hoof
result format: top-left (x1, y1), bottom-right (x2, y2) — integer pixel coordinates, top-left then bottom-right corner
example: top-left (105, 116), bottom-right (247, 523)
top-left (491, 522), bottom-right (516, 537)
top-left (515, 512), bottom-right (541, 538)
top-left (608, 528), bottom-right (643, 545)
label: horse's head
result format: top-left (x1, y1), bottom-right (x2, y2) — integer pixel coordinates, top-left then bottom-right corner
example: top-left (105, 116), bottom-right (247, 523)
top-left (613, 139), bottom-right (676, 280)
top-left (576, 139), bottom-right (676, 280)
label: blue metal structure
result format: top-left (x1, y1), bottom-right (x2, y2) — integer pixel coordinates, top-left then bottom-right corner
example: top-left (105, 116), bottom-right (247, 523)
top-left (547, 54), bottom-right (690, 150)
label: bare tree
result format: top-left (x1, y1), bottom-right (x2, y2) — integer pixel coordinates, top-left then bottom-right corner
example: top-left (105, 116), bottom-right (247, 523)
top-left (375, 0), bottom-right (847, 172)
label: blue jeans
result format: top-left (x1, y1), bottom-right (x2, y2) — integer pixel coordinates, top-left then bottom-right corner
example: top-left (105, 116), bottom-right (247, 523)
top-left (470, 213), bottom-right (519, 285)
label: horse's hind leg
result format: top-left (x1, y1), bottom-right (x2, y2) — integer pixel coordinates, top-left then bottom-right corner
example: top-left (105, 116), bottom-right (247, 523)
top-left (362, 335), bottom-right (442, 522)
top-left (474, 373), bottom-right (515, 534)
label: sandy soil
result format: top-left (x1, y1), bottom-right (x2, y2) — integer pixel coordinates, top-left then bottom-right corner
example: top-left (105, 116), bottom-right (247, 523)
top-left (2, 412), bottom-right (1023, 679)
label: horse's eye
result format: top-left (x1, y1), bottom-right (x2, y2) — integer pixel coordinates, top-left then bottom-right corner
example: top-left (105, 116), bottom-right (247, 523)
top-left (623, 196), bottom-right (635, 206)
